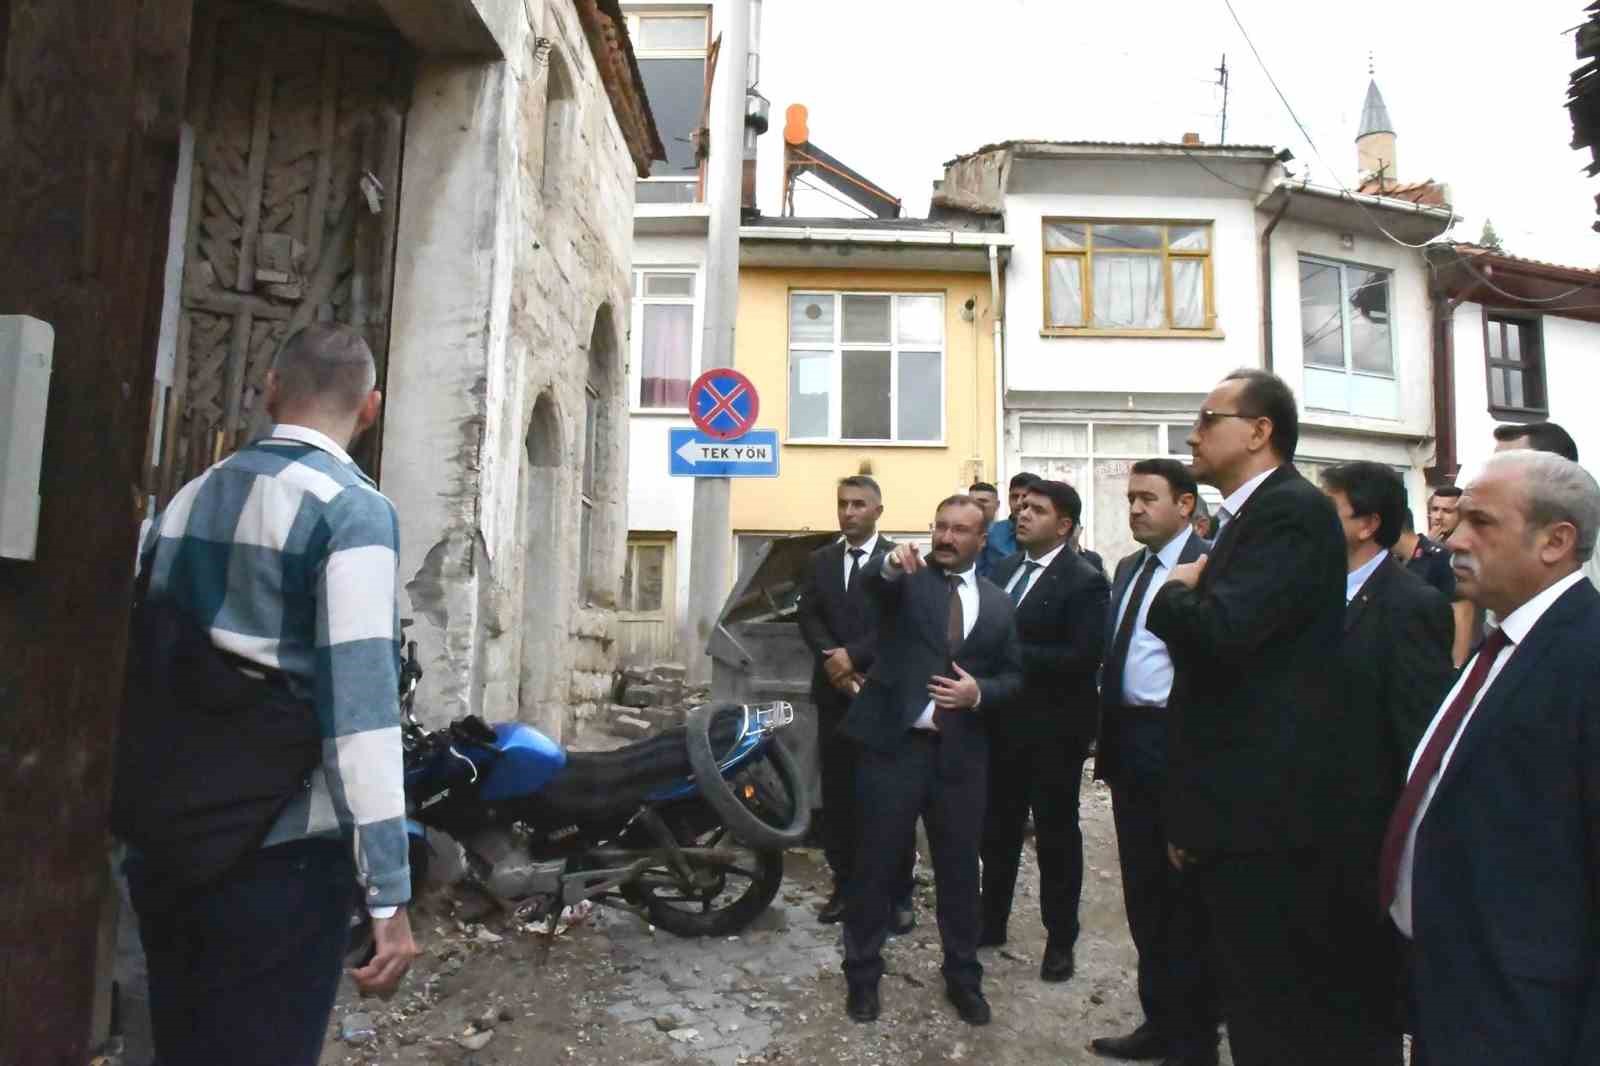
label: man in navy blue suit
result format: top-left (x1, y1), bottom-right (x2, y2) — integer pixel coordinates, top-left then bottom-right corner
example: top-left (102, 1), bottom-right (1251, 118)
top-left (1384, 449), bottom-right (1600, 1066)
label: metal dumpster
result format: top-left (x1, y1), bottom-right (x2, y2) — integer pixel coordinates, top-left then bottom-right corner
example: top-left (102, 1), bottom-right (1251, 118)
top-left (707, 532), bottom-right (836, 803)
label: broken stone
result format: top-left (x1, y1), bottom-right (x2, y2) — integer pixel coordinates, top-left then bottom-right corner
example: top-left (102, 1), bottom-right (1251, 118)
top-left (612, 714), bottom-right (652, 738)
top-left (475, 927), bottom-right (505, 944)
top-left (456, 1028), bottom-right (495, 1051)
top-left (475, 1007), bottom-right (500, 1031)
top-left (340, 1012), bottom-right (377, 1046)
top-left (622, 684), bottom-right (667, 708)
top-left (667, 1027), bottom-right (701, 1043)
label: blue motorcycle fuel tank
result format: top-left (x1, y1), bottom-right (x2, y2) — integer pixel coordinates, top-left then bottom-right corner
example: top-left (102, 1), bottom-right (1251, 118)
top-left (478, 722), bottom-right (567, 801)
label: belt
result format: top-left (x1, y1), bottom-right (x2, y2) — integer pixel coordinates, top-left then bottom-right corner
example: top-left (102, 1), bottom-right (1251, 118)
top-left (906, 728), bottom-right (942, 742)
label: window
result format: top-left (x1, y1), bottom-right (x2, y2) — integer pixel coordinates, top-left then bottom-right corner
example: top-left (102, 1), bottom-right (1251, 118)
top-left (1484, 313), bottom-right (1546, 415)
top-left (787, 292), bottom-right (944, 443)
top-left (631, 270), bottom-right (697, 408)
top-left (580, 377), bottom-right (597, 596)
top-left (621, 537), bottom-right (670, 613)
top-left (1042, 220), bottom-right (1214, 333)
top-left (1017, 418), bottom-right (1196, 565)
top-left (1299, 256), bottom-right (1397, 418)
top-left (541, 48), bottom-right (575, 198)
top-left (626, 9), bottom-right (709, 204)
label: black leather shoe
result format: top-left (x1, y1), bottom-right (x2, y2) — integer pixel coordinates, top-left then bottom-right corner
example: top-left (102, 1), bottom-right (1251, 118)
top-left (889, 899), bottom-right (916, 935)
top-left (818, 890), bottom-right (847, 924)
top-left (1090, 1023), bottom-right (1171, 1060)
top-left (1157, 1050), bottom-right (1218, 1066)
top-left (846, 982), bottom-right (880, 1023)
top-left (945, 984), bottom-right (991, 1026)
top-left (1039, 938), bottom-right (1075, 982)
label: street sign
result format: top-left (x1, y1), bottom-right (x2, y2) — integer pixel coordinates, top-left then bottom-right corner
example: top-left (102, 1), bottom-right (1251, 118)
top-left (687, 368), bottom-right (760, 441)
top-left (669, 428), bottom-right (780, 478)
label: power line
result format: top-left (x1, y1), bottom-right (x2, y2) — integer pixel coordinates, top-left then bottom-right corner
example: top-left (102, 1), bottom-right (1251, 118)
top-left (1218, 0), bottom-right (1456, 252)
top-left (1437, 246), bottom-right (1598, 304)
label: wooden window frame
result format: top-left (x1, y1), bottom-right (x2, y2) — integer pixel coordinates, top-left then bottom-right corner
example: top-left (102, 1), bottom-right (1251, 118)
top-left (1482, 310), bottom-right (1548, 419)
top-left (786, 290), bottom-right (947, 447)
top-left (1040, 218), bottom-right (1220, 339)
top-left (620, 533), bottom-right (675, 616)
top-left (627, 6), bottom-right (711, 200)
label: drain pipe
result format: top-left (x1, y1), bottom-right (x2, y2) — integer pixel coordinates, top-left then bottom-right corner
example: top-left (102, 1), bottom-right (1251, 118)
top-left (1259, 191), bottom-right (1292, 371)
top-left (988, 243), bottom-right (1005, 485)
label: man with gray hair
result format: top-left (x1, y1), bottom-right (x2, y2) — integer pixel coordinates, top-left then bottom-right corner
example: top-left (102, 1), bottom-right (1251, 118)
top-left (1382, 449), bottom-right (1600, 1066)
top-left (119, 324), bottom-right (417, 1065)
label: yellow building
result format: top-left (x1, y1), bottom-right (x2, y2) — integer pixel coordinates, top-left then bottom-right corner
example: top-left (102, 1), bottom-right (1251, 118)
top-left (731, 221), bottom-right (1013, 572)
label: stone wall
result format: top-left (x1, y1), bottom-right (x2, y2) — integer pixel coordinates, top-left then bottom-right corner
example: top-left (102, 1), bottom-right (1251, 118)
top-left (384, 0), bottom-right (635, 740)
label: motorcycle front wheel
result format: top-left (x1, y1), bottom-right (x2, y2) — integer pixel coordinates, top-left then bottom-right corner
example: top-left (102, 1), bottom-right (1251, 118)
top-left (635, 824), bottom-right (783, 938)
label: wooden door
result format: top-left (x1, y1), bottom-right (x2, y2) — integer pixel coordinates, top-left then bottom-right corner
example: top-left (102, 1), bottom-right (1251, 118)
top-left (155, 1), bottom-right (410, 501)
top-left (618, 534), bottom-right (678, 666)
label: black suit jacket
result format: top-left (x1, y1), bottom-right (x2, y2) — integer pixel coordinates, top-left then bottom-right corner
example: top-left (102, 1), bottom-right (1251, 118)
top-left (1093, 531), bottom-right (1211, 781)
top-left (1408, 579), bottom-right (1600, 1066)
top-left (796, 536), bottom-right (895, 715)
top-left (989, 546), bottom-right (1109, 748)
top-left (1338, 555), bottom-right (1455, 836)
top-left (841, 558), bottom-right (1024, 757)
top-left (1146, 464), bottom-right (1347, 853)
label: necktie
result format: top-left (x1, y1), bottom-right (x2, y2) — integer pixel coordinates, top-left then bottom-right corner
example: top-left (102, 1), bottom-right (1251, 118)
top-left (1101, 552), bottom-right (1163, 709)
top-left (1377, 626), bottom-right (1513, 912)
top-left (846, 548), bottom-right (865, 592)
top-left (946, 573), bottom-right (966, 652)
top-left (1008, 559), bottom-right (1040, 606)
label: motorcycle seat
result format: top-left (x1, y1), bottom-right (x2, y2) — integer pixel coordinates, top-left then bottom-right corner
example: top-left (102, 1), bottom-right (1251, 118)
top-left (534, 714), bottom-right (743, 821)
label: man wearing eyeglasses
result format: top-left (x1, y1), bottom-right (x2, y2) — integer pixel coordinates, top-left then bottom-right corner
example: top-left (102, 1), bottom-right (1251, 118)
top-left (1144, 369), bottom-right (1359, 1066)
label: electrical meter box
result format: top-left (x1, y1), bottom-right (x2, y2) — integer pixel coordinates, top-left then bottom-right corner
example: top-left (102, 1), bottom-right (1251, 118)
top-left (0, 315), bottom-right (55, 560)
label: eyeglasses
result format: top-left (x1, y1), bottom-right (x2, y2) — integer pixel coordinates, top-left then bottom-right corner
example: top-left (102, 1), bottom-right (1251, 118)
top-left (1193, 409), bottom-right (1262, 429)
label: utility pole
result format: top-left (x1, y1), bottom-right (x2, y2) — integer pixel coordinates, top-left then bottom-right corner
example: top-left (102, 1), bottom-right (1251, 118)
top-left (685, 0), bottom-right (754, 684)
top-left (1216, 53), bottom-right (1230, 145)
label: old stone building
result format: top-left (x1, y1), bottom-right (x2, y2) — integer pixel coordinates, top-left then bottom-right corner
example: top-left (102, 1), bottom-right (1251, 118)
top-left (143, 0), bottom-right (665, 739)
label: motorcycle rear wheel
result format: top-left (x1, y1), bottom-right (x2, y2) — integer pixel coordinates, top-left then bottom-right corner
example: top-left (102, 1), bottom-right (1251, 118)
top-left (637, 825), bottom-right (783, 938)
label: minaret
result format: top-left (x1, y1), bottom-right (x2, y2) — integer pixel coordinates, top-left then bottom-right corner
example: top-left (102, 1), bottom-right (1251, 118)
top-left (1356, 67), bottom-right (1397, 186)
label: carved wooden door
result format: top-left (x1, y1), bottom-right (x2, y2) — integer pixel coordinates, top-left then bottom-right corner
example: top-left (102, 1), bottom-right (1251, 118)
top-left (157, 1), bottom-right (410, 500)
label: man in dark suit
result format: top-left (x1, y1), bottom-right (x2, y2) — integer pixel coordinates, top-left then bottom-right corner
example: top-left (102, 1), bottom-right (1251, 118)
top-left (1317, 462), bottom-right (1456, 1064)
top-left (1145, 369), bottom-right (1357, 1066)
top-left (1384, 449), bottom-right (1600, 1066)
top-left (979, 480), bottom-right (1108, 982)
top-left (841, 495), bottom-right (1023, 1026)
top-left (1091, 459), bottom-right (1219, 1066)
top-left (796, 476), bottom-right (915, 929)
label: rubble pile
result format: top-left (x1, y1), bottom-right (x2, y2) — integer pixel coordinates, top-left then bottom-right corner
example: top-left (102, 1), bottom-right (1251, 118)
top-left (603, 663), bottom-right (709, 739)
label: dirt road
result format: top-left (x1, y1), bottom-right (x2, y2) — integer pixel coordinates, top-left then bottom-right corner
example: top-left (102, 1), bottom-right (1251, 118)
top-left (316, 767), bottom-right (1235, 1066)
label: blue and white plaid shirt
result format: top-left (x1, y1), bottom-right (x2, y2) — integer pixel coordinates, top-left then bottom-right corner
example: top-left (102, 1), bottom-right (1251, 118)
top-left (140, 424), bottom-right (409, 909)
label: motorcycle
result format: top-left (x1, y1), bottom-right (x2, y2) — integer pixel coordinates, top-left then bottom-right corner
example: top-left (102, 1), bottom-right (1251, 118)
top-left (354, 629), bottom-right (811, 947)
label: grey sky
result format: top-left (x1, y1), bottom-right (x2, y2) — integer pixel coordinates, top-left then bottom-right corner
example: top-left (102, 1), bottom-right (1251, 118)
top-left (753, 0), bottom-right (1600, 268)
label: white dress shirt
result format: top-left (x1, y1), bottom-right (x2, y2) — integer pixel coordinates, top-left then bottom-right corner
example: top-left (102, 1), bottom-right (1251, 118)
top-left (1002, 541), bottom-right (1065, 607)
top-left (878, 561), bottom-right (980, 731)
top-left (1214, 465), bottom-right (1279, 533)
top-left (840, 532), bottom-right (880, 591)
top-left (1345, 550), bottom-right (1387, 604)
top-left (1108, 526), bottom-right (1193, 708)
top-left (1390, 569), bottom-right (1587, 937)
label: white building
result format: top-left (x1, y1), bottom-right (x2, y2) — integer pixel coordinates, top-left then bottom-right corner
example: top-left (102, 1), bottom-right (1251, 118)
top-left (1430, 243), bottom-right (1600, 479)
top-left (936, 87), bottom-right (1454, 563)
top-left (622, 0), bottom-right (761, 666)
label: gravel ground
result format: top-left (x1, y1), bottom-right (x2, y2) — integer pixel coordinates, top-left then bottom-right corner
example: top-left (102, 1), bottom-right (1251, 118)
top-left (316, 766), bottom-right (1238, 1066)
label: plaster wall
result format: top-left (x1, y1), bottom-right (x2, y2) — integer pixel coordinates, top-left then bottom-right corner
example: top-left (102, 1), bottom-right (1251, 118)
top-left (382, 0), bottom-right (636, 738)
top-left (1451, 303), bottom-right (1600, 485)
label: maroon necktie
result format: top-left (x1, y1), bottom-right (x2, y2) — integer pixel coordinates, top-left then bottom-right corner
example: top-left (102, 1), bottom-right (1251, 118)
top-left (1377, 626), bottom-right (1512, 912)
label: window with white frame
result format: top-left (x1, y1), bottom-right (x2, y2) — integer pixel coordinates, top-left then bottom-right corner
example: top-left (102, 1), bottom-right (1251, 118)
top-left (625, 8), bottom-right (709, 204)
top-left (1043, 219), bottom-right (1215, 333)
top-left (1017, 419), bottom-right (1200, 566)
top-left (788, 292), bottom-right (944, 443)
top-left (1299, 255), bottom-right (1398, 418)
top-left (632, 269), bottom-right (697, 408)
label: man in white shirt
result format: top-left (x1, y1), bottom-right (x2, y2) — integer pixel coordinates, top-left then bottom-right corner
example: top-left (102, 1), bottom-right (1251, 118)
top-left (1380, 450), bottom-right (1600, 1066)
top-left (1091, 459), bottom-right (1219, 1066)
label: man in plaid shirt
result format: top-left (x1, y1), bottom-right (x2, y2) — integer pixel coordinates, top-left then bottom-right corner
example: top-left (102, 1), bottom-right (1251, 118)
top-left (128, 324), bottom-right (417, 1065)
